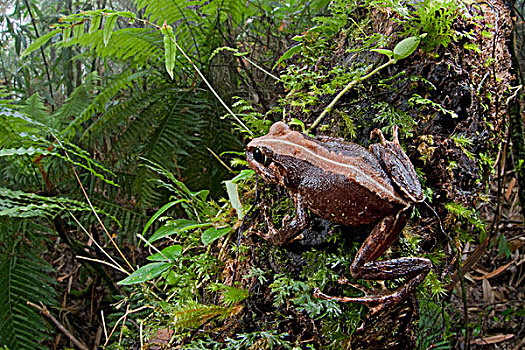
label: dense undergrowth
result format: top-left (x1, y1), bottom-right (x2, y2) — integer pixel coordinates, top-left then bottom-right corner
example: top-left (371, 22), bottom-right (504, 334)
top-left (0, 0), bottom-right (523, 349)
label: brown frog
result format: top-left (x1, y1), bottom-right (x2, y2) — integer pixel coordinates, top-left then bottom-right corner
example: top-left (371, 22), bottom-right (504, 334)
top-left (246, 122), bottom-right (431, 314)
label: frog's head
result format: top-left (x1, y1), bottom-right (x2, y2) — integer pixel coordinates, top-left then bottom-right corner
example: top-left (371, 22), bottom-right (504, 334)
top-left (246, 122), bottom-right (294, 186)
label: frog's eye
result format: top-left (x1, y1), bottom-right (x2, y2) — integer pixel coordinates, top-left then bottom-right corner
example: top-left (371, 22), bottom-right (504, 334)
top-left (252, 148), bottom-right (267, 165)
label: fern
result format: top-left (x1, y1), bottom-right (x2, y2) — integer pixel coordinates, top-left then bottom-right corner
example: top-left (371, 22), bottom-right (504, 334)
top-left (171, 302), bottom-right (235, 330)
top-left (0, 220), bottom-right (57, 350)
top-left (84, 86), bottom-right (241, 206)
top-left (92, 197), bottom-right (148, 243)
top-left (59, 27), bottom-right (162, 66)
top-left (81, 85), bottom-right (165, 147)
top-left (0, 187), bottom-right (116, 222)
top-left (18, 93), bottom-right (51, 126)
top-left (55, 72), bottom-right (101, 133)
top-left (65, 70), bottom-right (148, 140)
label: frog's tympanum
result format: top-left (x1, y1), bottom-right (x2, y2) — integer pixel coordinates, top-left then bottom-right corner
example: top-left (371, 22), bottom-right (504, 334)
top-left (246, 122), bottom-right (432, 314)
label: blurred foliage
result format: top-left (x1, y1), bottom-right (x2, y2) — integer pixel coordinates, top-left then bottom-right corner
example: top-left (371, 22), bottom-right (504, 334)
top-left (0, 0), bottom-right (521, 349)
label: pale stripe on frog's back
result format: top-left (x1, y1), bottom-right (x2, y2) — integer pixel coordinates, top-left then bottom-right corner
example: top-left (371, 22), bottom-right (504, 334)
top-left (249, 129), bottom-right (401, 203)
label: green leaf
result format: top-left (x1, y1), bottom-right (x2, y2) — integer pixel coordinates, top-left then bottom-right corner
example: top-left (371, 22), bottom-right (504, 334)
top-left (498, 234), bottom-right (511, 258)
top-left (148, 225), bottom-right (178, 243)
top-left (89, 14), bottom-right (102, 33)
top-left (230, 169), bottom-right (254, 183)
top-left (73, 22), bottom-right (84, 38)
top-left (103, 14), bottom-right (118, 46)
top-left (191, 189), bottom-right (209, 201)
top-left (62, 27), bottom-right (71, 42)
top-left (393, 34), bottom-right (426, 62)
top-left (147, 245), bottom-right (183, 261)
top-left (21, 29), bottom-right (61, 57)
top-left (0, 147), bottom-right (51, 157)
top-left (118, 262), bottom-right (173, 285)
top-left (201, 226), bottom-right (231, 246)
top-left (371, 48), bottom-right (393, 59)
top-left (273, 44), bottom-right (302, 69)
top-left (225, 180), bottom-right (243, 219)
top-left (141, 199), bottom-right (184, 239)
top-left (161, 23), bottom-right (176, 79)
top-left (148, 219), bottom-right (212, 243)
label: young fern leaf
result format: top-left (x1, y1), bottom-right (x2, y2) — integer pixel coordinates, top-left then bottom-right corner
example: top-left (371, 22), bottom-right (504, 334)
top-left (90, 14), bottom-right (102, 33)
top-left (104, 13), bottom-right (118, 46)
top-left (161, 22), bottom-right (176, 80)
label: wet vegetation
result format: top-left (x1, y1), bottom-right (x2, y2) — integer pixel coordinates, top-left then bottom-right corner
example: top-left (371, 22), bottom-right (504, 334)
top-left (0, 0), bottom-right (523, 349)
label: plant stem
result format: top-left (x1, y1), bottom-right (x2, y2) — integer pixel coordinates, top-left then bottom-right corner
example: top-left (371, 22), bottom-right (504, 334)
top-left (131, 15), bottom-right (254, 136)
top-left (307, 58), bottom-right (395, 133)
top-left (171, 35), bottom-right (254, 136)
top-left (23, 0), bottom-right (55, 110)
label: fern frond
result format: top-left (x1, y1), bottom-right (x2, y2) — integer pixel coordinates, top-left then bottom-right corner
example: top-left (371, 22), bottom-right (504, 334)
top-left (54, 71), bottom-right (100, 130)
top-left (171, 303), bottom-right (233, 330)
top-left (19, 93), bottom-right (51, 126)
top-left (92, 197), bottom-right (148, 243)
top-left (80, 85), bottom-right (165, 146)
top-left (64, 70), bottom-right (149, 140)
top-left (136, 0), bottom-right (201, 26)
top-left (60, 28), bottom-right (162, 65)
top-left (0, 187), bottom-right (117, 223)
top-left (0, 221), bottom-right (57, 350)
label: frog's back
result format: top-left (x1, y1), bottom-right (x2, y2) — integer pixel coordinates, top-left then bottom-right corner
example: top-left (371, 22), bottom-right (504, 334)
top-left (249, 123), bottom-right (405, 224)
top-left (289, 135), bottom-right (400, 201)
top-left (292, 154), bottom-right (402, 226)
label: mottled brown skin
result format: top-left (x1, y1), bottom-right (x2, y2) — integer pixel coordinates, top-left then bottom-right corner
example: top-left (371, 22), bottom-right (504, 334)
top-left (246, 122), bottom-right (431, 314)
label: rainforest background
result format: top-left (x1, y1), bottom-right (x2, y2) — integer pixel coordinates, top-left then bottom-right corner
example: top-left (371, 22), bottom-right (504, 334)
top-left (0, 0), bottom-right (523, 349)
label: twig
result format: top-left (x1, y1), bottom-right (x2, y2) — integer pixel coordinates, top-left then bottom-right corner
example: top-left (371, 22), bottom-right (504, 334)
top-left (207, 147), bottom-right (235, 174)
top-left (50, 132), bottom-right (134, 272)
top-left (28, 301), bottom-right (88, 350)
top-left (69, 212), bottom-right (128, 274)
top-left (307, 58), bottom-right (395, 133)
top-left (103, 305), bottom-right (151, 347)
top-left (23, 0), bottom-right (55, 109)
top-left (75, 255), bottom-right (128, 274)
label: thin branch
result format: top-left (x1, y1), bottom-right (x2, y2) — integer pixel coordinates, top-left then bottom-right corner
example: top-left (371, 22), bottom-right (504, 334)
top-left (28, 302), bottom-right (88, 350)
top-left (23, 0), bottom-right (55, 109)
top-left (307, 58), bottom-right (395, 133)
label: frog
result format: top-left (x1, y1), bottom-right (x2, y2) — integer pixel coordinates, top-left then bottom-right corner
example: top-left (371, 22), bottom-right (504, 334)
top-left (246, 121), bottom-right (432, 314)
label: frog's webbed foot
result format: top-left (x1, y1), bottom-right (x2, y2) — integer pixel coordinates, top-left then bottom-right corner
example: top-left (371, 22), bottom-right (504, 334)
top-left (314, 210), bottom-right (431, 314)
top-left (259, 193), bottom-right (308, 245)
top-left (313, 260), bottom-right (430, 314)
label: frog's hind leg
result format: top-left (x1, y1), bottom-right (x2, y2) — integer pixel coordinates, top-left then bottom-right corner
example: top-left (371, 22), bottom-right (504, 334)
top-left (314, 210), bottom-right (431, 314)
top-left (369, 126), bottom-right (423, 202)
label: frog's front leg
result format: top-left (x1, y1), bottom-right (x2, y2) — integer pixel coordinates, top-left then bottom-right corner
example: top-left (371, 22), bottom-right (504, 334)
top-left (261, 191), bottom-right (309, 245)
top-left (314, 208), bottom-right (431, 314)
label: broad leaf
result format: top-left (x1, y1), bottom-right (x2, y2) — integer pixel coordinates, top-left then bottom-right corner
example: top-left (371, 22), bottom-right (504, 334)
top-left (147, 245), bottom-right (183, 261)
top-left (371, 48), bottom-right (393, 59)
top-left (273, 44), bottom-right (302, 69)
top-left (21, 29), bottom-right (61, 58)
top-left (141, 199), bottom-right (185, 239)
top-left (229, 169), bottom-right (254, 183)
top-left (201, 226), bottom-right (231, 246)
top-left (148, 219), bottom-right (212, 243)
top-left (161, 22), bottom-right (176, 80)
top-left (225, 180), bottom-right (243, 219)
top-left (393, 34), bottom-right (426, 62)
top-left (118, 262), bottom-right (172, 285)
